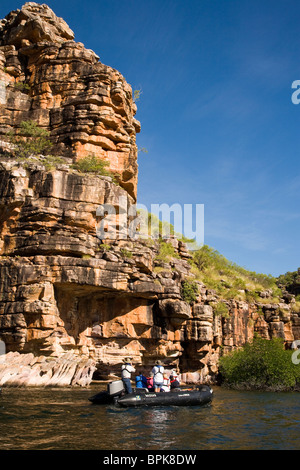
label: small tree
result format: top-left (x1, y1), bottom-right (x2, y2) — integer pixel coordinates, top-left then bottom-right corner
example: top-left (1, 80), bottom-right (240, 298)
top-left (138, 147), bottom-right (148, 155)
top-left (7, 120), bottom-right (53, 159)
top-left (71, 155), bottom-right (115, 178)
top-left (219, 335), bottom-right (300, 391)
top-left (155, 240), bottom-right (179, 261)
top-left (133, 89), bottom-right (142, 102)
top-left (181, 280), bottom-right (199, 304)
top-left (193, 245), bottom-right (219, 271)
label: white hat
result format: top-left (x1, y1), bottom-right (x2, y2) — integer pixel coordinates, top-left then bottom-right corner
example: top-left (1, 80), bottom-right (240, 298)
top-left (123, 357), bottom-right (132, 363)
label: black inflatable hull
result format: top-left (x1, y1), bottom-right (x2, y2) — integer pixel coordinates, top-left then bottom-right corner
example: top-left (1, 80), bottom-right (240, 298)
top-left (88, 390), bottom-right (116, 405)
top-left (117, 386), bottom-right (213, 407)
top-left (89, 386), bottom-right (213, 407)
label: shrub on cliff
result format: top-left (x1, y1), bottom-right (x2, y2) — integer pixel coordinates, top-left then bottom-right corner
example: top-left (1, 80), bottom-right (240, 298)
top-left (7, 120), bottom-right (53, 159)
top-left (277, 268), bottom-right (300, 295)
top-left (71, 155), bottom-right (116, 180)
top-left (219, 335), bottom-right (300, 391)
top-left (214, 301), bottom-right (229, 318)
top-left (181, 280), bottom-right (199, 304)
top-left (155, 240), bottom-right (179, 263)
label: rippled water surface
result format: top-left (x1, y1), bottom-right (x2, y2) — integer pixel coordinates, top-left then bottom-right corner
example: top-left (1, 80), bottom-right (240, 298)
top-left (0, 385), bottom-right (299, 450)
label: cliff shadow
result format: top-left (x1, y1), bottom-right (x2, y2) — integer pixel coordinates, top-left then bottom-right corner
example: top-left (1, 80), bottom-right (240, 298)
top-left (54, 283), bottom-right (157, 353)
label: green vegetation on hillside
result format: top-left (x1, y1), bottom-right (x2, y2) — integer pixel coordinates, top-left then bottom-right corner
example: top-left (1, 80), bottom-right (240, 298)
top-left (155, 241), bottom-right (179, 263)
top-left (137, 209), bottom-right (195, 243)
top-left (277, 268), bottom-right (300, 297)
top-left (181, 280), bottom-right (199, 304)
top-left (137, 210), bottom-right (175, 239)
top-left (277, 269), bottom-right (300, 286)
top-left (189, 245), bottom-right (282, 303)
top-left (219, 335), bottom-right (300, 391)
top-left (136, 210), bottom-right (283, 303)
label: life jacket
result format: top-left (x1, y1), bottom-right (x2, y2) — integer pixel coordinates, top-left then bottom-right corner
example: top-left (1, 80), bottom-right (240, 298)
top-left (135, 375), bottom-right (143, 387)
top-left (135, 375), bottom-right (147, 388)
top-left (161, 377), bottom-right (170, 391)
top-left (141, 375), bottom-right (147, 387)
top-left (153, 365), bottom-right (164, 384)
top-left (170, 379), bottom-right (180, 389)
top-left (153, 365), bottom-right (163, 377)
top-left (121, 363), bottom-right (133, 379)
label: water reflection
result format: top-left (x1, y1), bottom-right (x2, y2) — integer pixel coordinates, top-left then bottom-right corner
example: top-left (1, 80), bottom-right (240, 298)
top-left (139, 408), bottom-right (178, 449)
top-left (0, 386), bottom-right (299, 450)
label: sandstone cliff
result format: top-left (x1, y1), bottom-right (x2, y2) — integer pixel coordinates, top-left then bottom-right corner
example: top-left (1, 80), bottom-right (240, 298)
top-left (0, 2), bottom-right (140, 200)
top-left (0, 3), bottom-right (299, 387)
top-left (0, 158), bottom-right (299, 385)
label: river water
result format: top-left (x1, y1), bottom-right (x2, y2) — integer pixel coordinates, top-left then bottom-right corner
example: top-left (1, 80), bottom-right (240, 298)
top-left (0, 384), bottom-right (299, 451)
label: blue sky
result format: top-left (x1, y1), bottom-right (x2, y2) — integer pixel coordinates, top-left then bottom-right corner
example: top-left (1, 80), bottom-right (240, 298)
top-left (1, 0), bottom-right (300, 277)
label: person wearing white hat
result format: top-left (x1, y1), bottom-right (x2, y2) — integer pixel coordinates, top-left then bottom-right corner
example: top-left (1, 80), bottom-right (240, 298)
top-left (151, 360), bottom-right (164, 392)
top-left (121, 357), bottom-right (135, 394)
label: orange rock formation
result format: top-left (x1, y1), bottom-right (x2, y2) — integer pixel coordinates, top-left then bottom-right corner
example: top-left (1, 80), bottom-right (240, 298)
top-left (0, 2), bottom-right (140, 200)
top-left (0, 3), bottom-right (299, 387)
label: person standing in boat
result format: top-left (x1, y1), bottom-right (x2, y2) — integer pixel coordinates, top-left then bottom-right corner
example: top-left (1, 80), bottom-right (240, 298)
top-left (151, 360), bottom-right (164, 392)
top-left (121, 357), bottom-right (135, 394)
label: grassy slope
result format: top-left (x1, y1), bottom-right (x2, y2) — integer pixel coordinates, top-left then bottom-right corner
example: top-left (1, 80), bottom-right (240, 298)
top-left (188, 245), bottom-right (284, 304)
top-left (140, 212), bottom-right (285, 304)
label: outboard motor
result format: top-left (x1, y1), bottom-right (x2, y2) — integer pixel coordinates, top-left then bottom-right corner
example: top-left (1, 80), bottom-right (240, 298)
top-left (89, 380), bottom-right (125, 404)
top-left (108, 380), bottom-right (125, 397)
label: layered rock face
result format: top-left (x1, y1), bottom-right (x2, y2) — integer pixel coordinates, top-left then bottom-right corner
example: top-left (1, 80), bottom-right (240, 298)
top-left (0, 159), bottom-right (189, 374)
top-left (0, 160), bottom-right (299, 386)
top-left (0, 4), bottom-right (299, 387)
top-left (0, 2), bottom-right (140, 199)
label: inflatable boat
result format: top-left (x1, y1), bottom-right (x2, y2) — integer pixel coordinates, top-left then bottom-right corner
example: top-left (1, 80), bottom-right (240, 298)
top-left (89, 380), bottom-right (213, 407)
